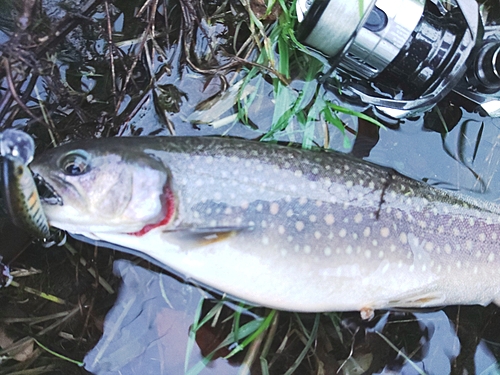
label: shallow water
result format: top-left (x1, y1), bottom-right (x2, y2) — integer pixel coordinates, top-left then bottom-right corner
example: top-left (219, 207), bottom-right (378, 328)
top-left (1, 0), bottom-right (500, 374)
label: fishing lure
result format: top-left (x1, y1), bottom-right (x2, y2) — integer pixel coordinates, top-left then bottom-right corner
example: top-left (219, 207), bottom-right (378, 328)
top-left (0, 129), bottom-right (63, 243)
top-left (1, 154), bottom-right (51, 239)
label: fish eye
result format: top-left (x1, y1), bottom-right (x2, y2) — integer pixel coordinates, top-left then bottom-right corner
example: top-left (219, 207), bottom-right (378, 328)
top-left (59, 150), bottom-right (91, 176)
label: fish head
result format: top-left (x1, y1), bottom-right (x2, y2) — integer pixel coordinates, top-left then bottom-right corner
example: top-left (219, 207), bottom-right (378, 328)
top-left (30, 141), bottom-right (171, 234)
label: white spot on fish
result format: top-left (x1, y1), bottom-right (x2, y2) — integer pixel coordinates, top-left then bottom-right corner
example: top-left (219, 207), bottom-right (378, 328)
top-left (287, 236), bottom-right (293, 242)
top-left (378, 251), bottom-right (384, 259)
top-left (399, 232), bottom-right (408, 244)
top-left (256, 203), bottom-right (263, 212)
top-left (262, 236), bottom-right (269, 245)
top-left (365, 250), bottom-right (371, 259)
top-left (372, 240), bottom-right (378, 247)
top-left (479, 233), bottom-right (486, 242)
top-left (346, 245), bottom-right (353, 254)
top-left (380, 227), bottom-right (390, 238)
top-left (339, 229), bottom-right (347, 238)
top-left (241, 201), bottom-right (249, 210)
top-left (444, 244), bottom-right (452, 254)
top-left (314, 231), bottom-right (321, 240)
top-left (345, 181), bottom-right (353, 188)
top-left (270, 202), bottom-right (279, 215)
top-left (324, 247), bottom-right (332, 256)
top-left (287, 209), bottom-right (294, 217)
top-left (281, 249), bottom-right (287, 256)
top-left (309, 215), bottom-right (317, 223)
top-left (363, 227), bottom-right (371, 237)
top-left (488, 253), bottom-right (495, 263)
top-left (295, 221), bottom-right (305, 232)
top-left (304, 245), bottom-right (311, 254)
top-left (299, 197), bottom-right (307, 205)
top-left (425, 242), bottom-right (434, 252)
top-left (294, 170), bottom-right (303, 177)
top-left (354, 213), bottom-right (363, 224)
top-left (261, 221), bottom-right (267, 228)
top-left (324, 214), bottom-right (335, 225)
top-left (278, 225), bottom-right (285, 235)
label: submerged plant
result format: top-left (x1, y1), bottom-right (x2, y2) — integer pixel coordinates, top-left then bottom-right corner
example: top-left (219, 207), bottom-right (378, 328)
top-left (231, 0), bottom-right (383, 148)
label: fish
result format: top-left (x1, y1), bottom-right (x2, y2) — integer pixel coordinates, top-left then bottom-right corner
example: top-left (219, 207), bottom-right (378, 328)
top-left (29, 136), bottom-right (500, 313)
top-left (1, 155), bottom-right (51, 239)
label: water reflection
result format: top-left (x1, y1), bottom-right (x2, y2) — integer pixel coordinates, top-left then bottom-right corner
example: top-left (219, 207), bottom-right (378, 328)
top-left (85, 259), bottom-right (251, 375)
top-left (81, 260), bottom-right (500, 375)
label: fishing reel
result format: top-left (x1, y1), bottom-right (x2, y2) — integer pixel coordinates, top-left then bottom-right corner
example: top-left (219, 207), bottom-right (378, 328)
top-left (297, 0), bottom-right (500, 119)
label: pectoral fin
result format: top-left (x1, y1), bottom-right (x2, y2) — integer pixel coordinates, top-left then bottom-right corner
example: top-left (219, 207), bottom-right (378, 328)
top-left (162, 226), bottom-right (252, 249)
top-left (385, 291), bottom-right (446, 309)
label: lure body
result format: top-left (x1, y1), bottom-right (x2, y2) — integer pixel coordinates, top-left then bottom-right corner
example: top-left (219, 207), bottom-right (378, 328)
top-left (2, 155), bottom-right (50, 239)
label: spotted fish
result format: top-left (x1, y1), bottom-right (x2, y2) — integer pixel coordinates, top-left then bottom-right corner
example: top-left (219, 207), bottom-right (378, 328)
top-left (30, 137), bottom-right (500, 312)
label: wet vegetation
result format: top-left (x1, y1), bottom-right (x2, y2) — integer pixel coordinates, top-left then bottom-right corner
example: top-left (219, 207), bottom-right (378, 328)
top-left (1, 0), bottom-right (500, 374)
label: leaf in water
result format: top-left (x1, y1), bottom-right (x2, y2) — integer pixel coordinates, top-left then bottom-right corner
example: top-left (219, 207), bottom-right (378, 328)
top-left (187, 80), bottom-right (256, 126)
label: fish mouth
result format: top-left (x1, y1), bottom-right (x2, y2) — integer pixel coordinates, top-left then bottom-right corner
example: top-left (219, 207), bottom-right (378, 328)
top-left (33, 172), bottom-right (63, 206)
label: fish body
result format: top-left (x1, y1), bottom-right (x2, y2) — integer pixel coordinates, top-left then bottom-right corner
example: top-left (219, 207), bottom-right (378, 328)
top-left (30, 137), bottom-right (500, 312)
